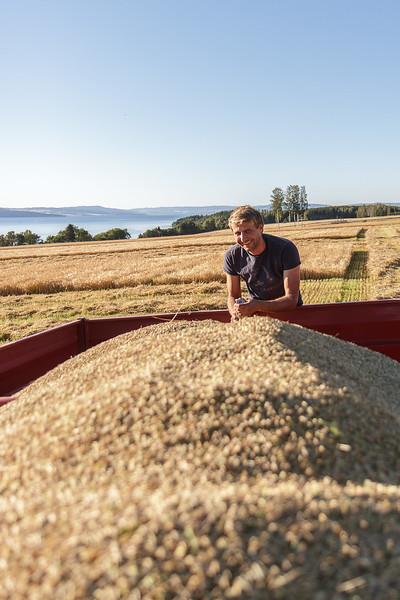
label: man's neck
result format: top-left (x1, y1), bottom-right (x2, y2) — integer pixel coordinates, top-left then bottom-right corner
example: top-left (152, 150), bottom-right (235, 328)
top-left (248, 235), bottom-right (266, 256)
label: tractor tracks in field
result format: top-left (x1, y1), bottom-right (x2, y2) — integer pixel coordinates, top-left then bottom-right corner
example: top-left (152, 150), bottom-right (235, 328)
top-left (338, 228), bottom-right (370, 302)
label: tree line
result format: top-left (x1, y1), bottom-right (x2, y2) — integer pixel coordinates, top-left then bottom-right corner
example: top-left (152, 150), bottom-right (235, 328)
top-left (139, 183), bottom-right (400, 237)
top-left (305, 203), bottom-right (399, 220)
top-left (2, 198), bottom-right (399, 245)
top-left (139, 185), bottom-right (310, 237)
top-left (138, 211), bottom-right (231, 238)
top-left (0, 224), bottom-right (131, 247)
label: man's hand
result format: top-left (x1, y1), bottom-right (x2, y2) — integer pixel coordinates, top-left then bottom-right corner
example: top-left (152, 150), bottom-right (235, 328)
top-left (231, 299), bottom-right (257, 320)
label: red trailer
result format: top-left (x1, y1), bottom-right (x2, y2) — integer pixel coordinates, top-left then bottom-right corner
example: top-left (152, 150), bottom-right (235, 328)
top-left (1, 299), bottom-right (399, 405)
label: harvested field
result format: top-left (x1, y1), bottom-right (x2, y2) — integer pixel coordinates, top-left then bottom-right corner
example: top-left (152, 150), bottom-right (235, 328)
top-left (1, 215), bottom-right (400, 343)
top-left (1, 318), bottom-right (400, 598)
top-left (367, 225), bottom-right (400, 300)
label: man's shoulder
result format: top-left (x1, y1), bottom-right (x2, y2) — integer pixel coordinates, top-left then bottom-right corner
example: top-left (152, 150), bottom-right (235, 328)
top-left (223, 243), bottom-right (244, 275)
top-left (224, 243), bottom-right (242, 257)
top-left (264, 233), bottom-right (297, 249)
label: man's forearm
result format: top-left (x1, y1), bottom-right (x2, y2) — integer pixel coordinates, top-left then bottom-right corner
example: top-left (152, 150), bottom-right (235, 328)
top-left (251, 295), bottom-right (298, 313)
top-left (227, 295), bottom-right (238, 316)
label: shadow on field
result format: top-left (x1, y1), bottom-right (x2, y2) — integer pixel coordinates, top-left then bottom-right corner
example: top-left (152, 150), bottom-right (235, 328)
top-left (342, 250), bottom-right (369, 280)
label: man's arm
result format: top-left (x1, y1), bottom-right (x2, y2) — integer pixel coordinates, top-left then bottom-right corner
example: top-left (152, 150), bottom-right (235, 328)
top-left (235, 265), bottom-right (301, 318)
top-left (226, 274), bottom-right (242, 319)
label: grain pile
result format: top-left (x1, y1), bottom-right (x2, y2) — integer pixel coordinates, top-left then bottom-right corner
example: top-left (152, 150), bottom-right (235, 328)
top-left (1, 317), bottom-right (400, 599)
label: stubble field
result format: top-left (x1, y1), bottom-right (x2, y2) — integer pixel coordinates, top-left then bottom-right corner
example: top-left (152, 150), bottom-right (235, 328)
top-left (1, 215), bottom-right (399, 344)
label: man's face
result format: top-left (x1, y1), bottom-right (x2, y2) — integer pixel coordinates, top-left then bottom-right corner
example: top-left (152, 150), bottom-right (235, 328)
top-left (232, 220), bottom-right (264, 254)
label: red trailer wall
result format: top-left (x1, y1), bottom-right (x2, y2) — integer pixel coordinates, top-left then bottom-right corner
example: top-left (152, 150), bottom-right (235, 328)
top-left (0, 320), bottom-right (85, 396)
top-left (1, 300), bottom-right (399, 398)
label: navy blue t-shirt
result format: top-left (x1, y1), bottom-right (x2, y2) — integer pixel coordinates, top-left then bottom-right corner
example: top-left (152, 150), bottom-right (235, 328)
top-left (223, 233), bottom-right (303, 305)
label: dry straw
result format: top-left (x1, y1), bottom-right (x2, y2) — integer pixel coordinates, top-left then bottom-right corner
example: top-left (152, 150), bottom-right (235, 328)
top-left (1, 317), bottom-right (400, 599)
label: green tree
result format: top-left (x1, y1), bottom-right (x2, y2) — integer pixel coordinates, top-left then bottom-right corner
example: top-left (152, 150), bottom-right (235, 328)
top-left (4, 231), bottom-right (17, 246)
top-left (22, 230), bottom-right (42, 244)
top-left (65, 224), bottom-right (76, 242)
top-left (299, 186), bottom-right (308, 217)
top-left (93, 228), bottom-right (131, 241)
top-left (175, 220), bottom-right (199, 234)
top-left (46, 232), bottom-right (65, 243)
top-left (138, 226), bottom-right (175, 238)
top-left (372, 203), bottom-right (388, 217)
top-left (74, 227), bottom-right (92, 242)
top-left (201, 217), bottom-right (217, 231)
top-left (172, 212), bottom-right (230, 232)
top-left (15, 232), bottom-right (26, 245)
top-left (46, 224), bottom-right (92, 243)
top-left (283, 185), bottom-right (300, 221)
top-left (357, 205), bottom-right (368, 218)
top-left (0, 230), bottom-right (40, 246)
top-left (270, 187), bottom-right (284, 223)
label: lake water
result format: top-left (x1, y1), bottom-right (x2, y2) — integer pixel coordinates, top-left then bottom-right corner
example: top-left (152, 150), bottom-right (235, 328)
top-left (0, 215), bottom-right (175, 239)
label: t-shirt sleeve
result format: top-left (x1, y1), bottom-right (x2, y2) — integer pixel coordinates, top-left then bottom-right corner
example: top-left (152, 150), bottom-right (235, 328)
top-left (223, 249), bottom-right (239, 275)
top-left (282, 241), bottom-right (301, 271)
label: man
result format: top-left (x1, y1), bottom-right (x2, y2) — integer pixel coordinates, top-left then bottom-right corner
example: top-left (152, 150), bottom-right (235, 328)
top-left (224, 205), bottom-right (302, 320)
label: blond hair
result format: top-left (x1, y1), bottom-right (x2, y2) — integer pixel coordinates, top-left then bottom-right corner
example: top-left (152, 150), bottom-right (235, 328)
top-left (228, 205), bottom-right (264, 230)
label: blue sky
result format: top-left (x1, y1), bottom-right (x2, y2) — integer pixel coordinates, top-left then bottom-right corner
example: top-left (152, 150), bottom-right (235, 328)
top-left (1, 0), bottom-right (399, 209)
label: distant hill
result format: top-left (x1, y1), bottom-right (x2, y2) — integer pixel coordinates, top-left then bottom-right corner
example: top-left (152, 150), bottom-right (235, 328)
top-left (0, 203), bottom-right (327, 220)
top-left (2, 201), bottom-right (398, 222)
top-left (0, 208), bottom-right (53, 218)
top-left (0, 206), bottom-right (136, 218)
top-left (0, 205), bottom-right (256, 219)
top-left (127, 203), bottom-right (327, 217)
